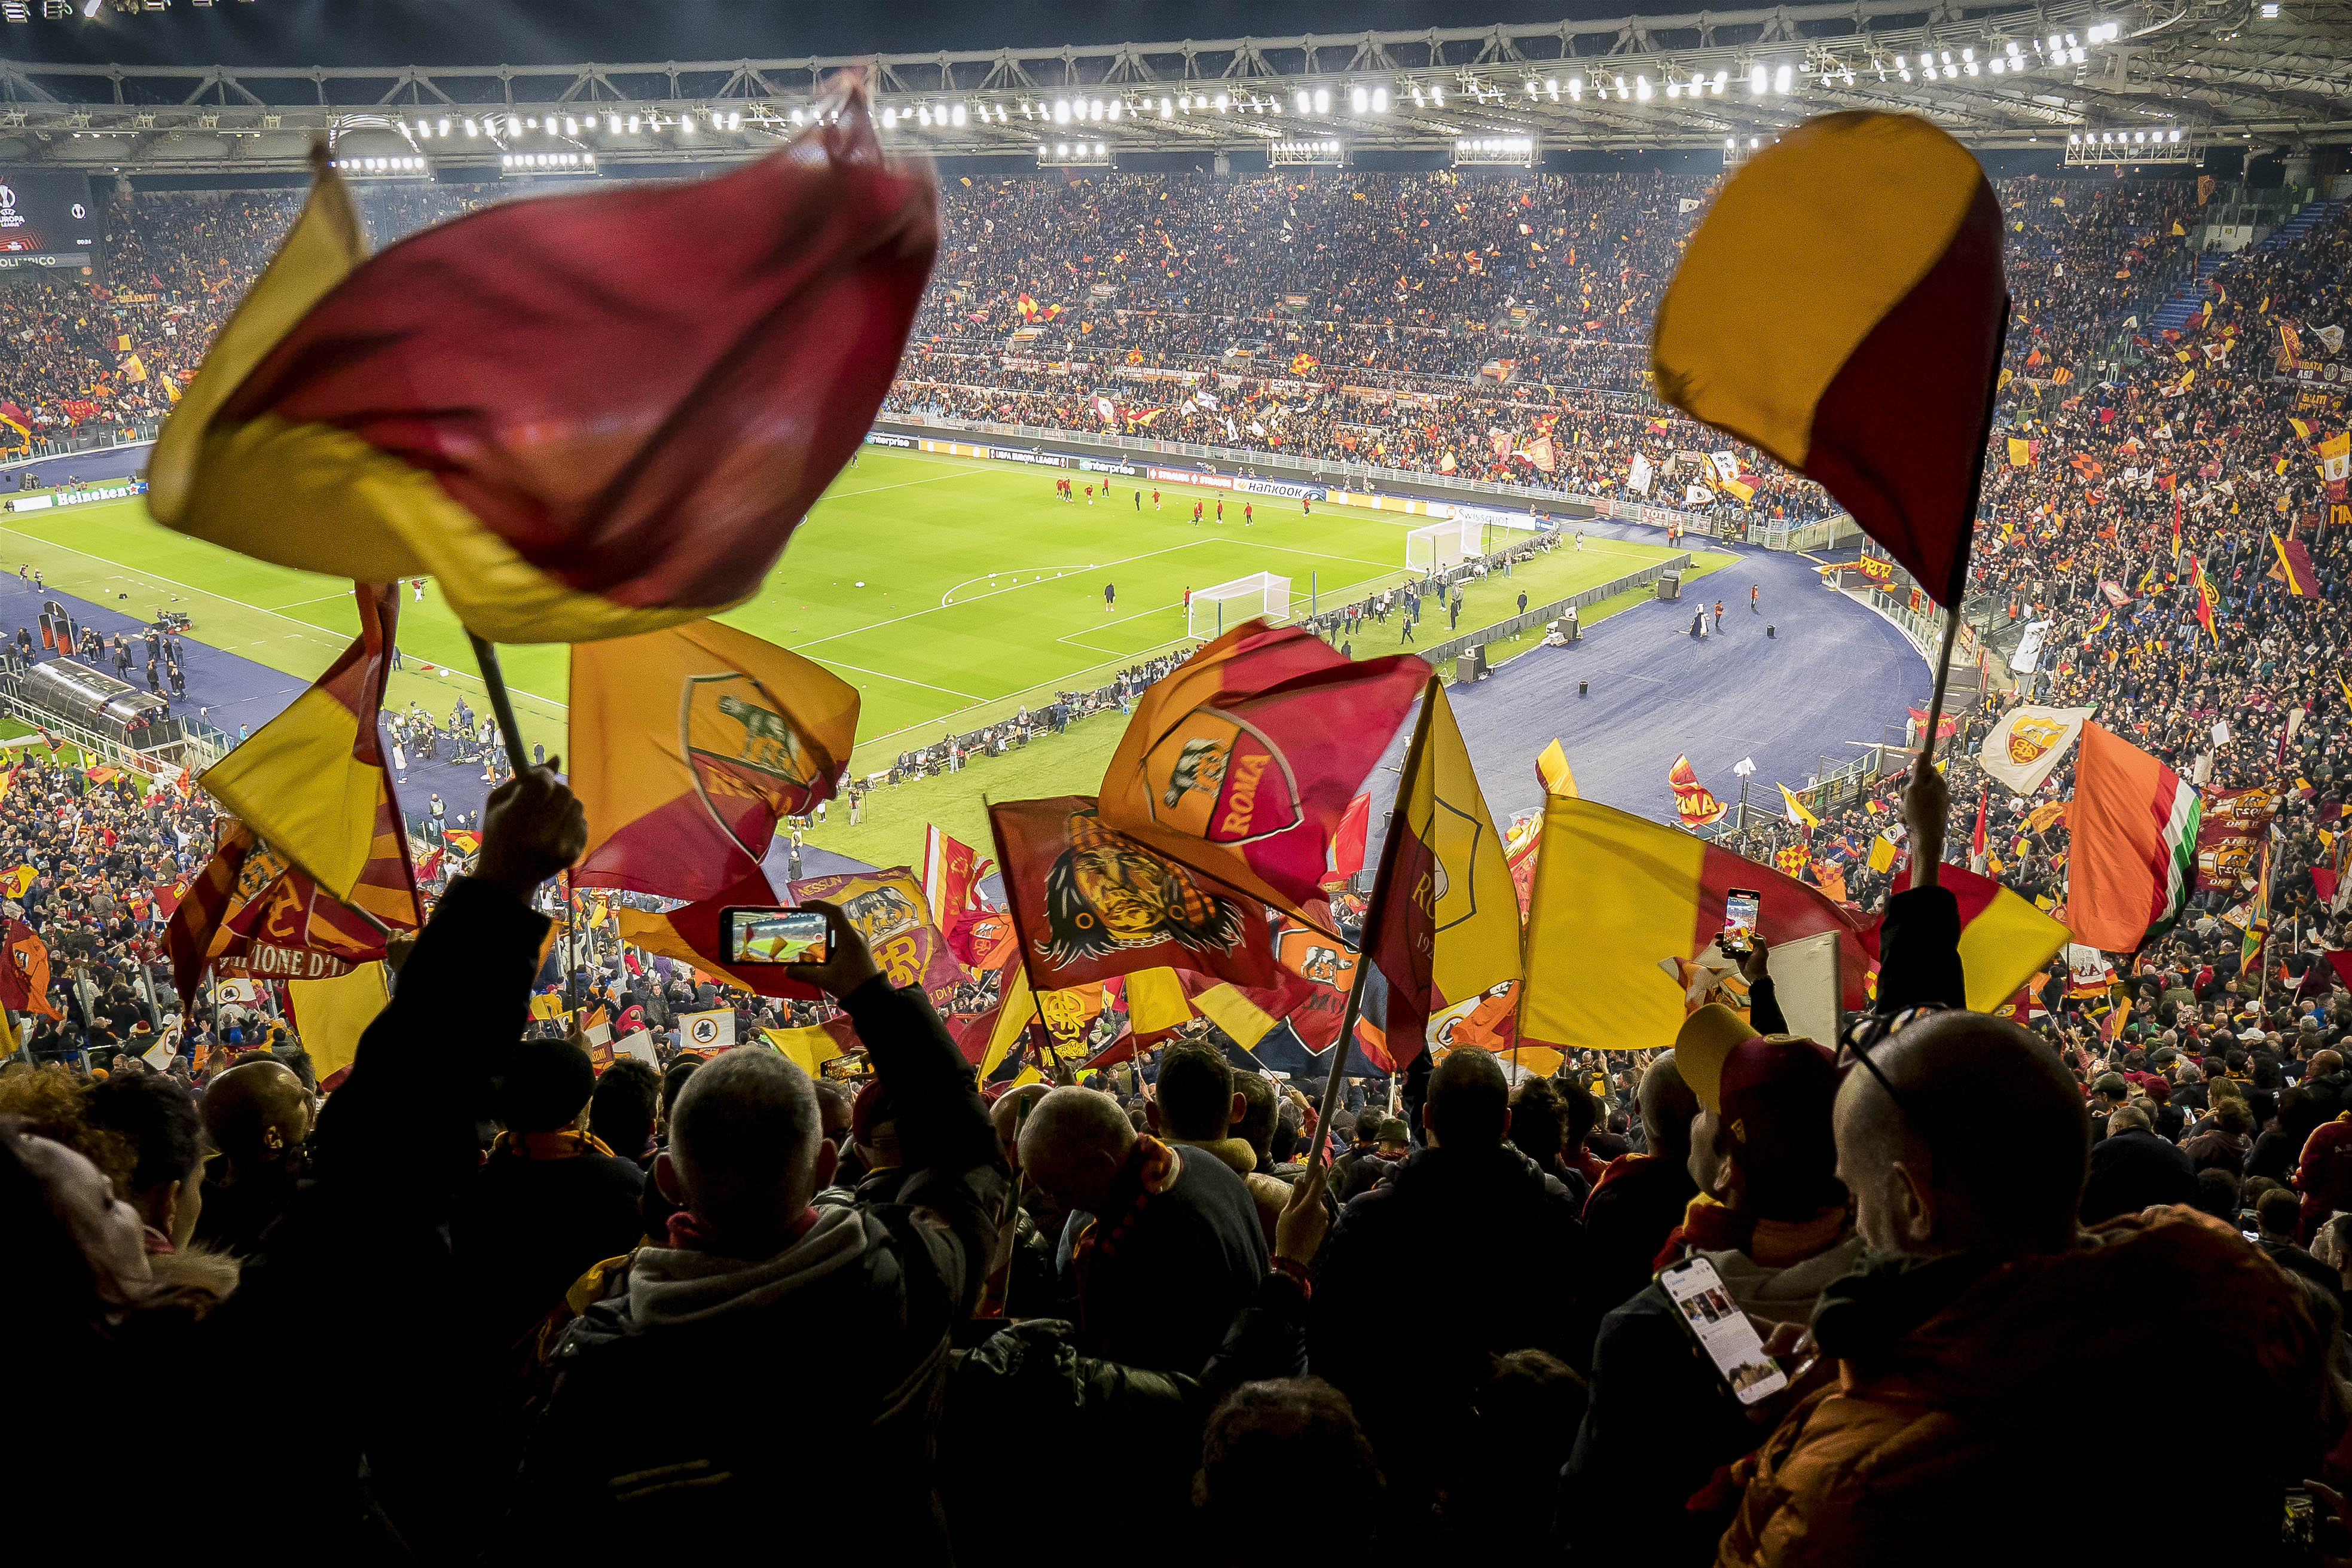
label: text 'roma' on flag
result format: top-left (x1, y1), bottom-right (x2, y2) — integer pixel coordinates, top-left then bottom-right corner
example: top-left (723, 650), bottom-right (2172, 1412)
top-left (144, 87), bottom-right (936, 644)
top-left (989, 794), bottom-right (1279, 994)
top-left (1357, 680), bottom-right (1524, 1075)
top-left (570, 618), bottom-right (859, 903)
top-left (1651, 112), bottom-right (2008, 606)
top-left (1520, 794), bottom-right (1871, 1057)
top-left (2065, 722), bottom-right (2200, 953)
top-left (195, 582), bottom-right (420, 937)
top-left (1096, 619), bottom-right (1427, 927)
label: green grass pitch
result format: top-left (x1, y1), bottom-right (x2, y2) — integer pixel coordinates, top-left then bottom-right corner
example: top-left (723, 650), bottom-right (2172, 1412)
top-left (0, 447), bottom-right (1698, 873)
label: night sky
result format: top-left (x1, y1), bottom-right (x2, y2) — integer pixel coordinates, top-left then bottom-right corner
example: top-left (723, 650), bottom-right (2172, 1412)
top-left (9, 1), bottom-right (1629, 69)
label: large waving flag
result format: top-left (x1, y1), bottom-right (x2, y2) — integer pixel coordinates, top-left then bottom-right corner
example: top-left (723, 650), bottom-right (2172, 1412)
top-left (787, 866), bottom-right (968, 1010)
top-left (571, 620), bottom-right (858, 902)
top-left (2269, 531), bottom-right (2320, 598)
top-left (616, 866), bottom-right (814, 1001)
top-left (2067, 722), bottom-right (2201, 952)
top-left (0, 919), bottom-right (58, 1019)
top-left (921, 824), bottom-right (992, 955)
top-left (2189, 556), bottom-right (2220, 640)
top-left (197, 583), bottom-right (420, 933)
top-left (1858, 863), bottom-right (2070, 1013)
top-left (1777, 782), bottom-right (1820, 830)
top-left (146, 94), bottom-right (935, 644)
top-left (989, 795), bottom-right (1279, 992)
top-left (164, 820), bottom-right (403, 1007)
top-left (1653, 113), bottom-right (2007, 605)
top-left (1521, 796), bottom-right (1870, 1056)
top-left (1096, 619), bottom-right (1427, 924)
top-left (1360, 680), bottom-right (1525, 1073)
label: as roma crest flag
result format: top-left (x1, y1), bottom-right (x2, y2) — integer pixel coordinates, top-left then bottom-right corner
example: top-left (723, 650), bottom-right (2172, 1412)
top-left (1667, 754), bottom-right (1728, 829)
top-left (616, 867), bottom-right (816, 1001)
top-left (1977, 705), bottom-right (2092, 796)
top-left (1653, 113), bottom-right (2007, 606)
top-left (146, 90), bottom-right (935, 644)
top-left (571, 619), bottom-right (859, 903)
top-left (989, 795), bottom-right (1278, 992)
top-left (0, 919), bottom-right (59, 1019)
top-left (197, 582), bottom-right (420, 930)
top-left (1098, 619), bottom-right (1426, 922)
top-left (1360, 680), bottom-right (1524, 1074)
top-left (786, 866), bottom-right (968, 1010)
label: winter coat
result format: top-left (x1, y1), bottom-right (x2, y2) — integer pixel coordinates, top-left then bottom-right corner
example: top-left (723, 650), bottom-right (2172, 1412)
top-left (1715, 1209), bottom-right (2335, 1566)
top-left (510, 977), bottom-right (1006, 1566)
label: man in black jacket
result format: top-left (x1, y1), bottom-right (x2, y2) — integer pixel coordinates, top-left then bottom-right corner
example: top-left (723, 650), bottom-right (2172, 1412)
top-left (2080, 1104), bottom-right (2197, 1221)
top-left (1312, 1047), bottom-right (1586, 1548)
top-left (514, 901), bottom-right (1005, 1564)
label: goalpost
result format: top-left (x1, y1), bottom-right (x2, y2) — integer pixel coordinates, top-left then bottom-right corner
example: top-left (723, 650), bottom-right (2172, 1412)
top-left (1187, 571), bottom-right (1292, 640)
top-left (1406, 516), bottom-right (1482, 571)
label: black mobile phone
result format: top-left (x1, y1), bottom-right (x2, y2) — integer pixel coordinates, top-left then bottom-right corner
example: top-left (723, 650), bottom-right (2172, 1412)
top-left (1721, 888), bottom-right (1762, 956)
top-left (721, 907), bottom-right (828, 965)
top-left (1658, 1255), bottom-right (1789, 1406)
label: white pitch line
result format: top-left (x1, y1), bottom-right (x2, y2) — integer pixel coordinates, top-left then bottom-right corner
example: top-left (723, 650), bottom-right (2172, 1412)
top-left (817, 660), bottom-right (991, 703)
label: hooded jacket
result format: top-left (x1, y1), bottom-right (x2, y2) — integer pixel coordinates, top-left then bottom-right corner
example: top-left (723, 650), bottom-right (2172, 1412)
top-left (509, 976), bottom-right (1006, 1566)
top-left (1716, 1209), bottom-right (2335, 1566)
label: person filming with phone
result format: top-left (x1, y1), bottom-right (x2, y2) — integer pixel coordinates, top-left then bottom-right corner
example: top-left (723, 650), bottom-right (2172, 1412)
top-left (1563, 991), bottom-right (1859, 1564)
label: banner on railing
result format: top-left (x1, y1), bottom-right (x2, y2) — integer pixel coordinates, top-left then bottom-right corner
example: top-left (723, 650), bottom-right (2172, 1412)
top-left (4, 480), bottom-right (147, 514)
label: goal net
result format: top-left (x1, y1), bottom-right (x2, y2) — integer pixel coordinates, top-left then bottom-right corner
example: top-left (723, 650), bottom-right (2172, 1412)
top-left (1187, 572), bottom-right (1292, 640)
top-left (1406, 517), bottom-right (1481, 571)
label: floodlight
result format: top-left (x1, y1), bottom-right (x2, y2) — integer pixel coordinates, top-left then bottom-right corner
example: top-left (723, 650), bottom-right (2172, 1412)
top-left (1636, 75), bottom-right (1653, 99)
top-left (1712, 69), bottom-right (1727, 91)
top-left (1749, 64), bottom-right (1767, 93)
top-left (1431, 85), bottom-right (1444, 105)
top-left (1353, 85), bottom-right (1371, 112)
top-left (1372, 87), bottom-right (1388, 111)
top-left (1295, 89), bottom-right (1311, 112)
top-left (1314, 87), bottom-right (1330, 113)
top-left (1774, 64), bottom-right (1792, 92)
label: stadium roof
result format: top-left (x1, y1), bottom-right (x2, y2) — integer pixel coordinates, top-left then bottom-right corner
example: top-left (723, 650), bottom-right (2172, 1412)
top-left (1, 1), bottom-right (2346, 177)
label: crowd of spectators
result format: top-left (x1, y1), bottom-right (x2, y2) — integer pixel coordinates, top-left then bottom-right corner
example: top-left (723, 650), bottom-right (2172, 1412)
top-left (7, 161), bottom-right (2352, 1564)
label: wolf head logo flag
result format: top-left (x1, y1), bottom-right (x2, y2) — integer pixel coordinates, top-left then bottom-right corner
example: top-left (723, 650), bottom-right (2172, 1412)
top-left (1653, 112), bottom-right (2008, 606)
top-left (146, 88), bottom-right (935, 644)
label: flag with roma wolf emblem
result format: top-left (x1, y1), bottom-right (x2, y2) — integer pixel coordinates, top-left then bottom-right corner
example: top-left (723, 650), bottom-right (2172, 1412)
top-left (989, 796), bottom-right (1279, 992)
top-left (1097, 619), bottom-right (1426, 925)
top-left (571, 619), bottom-right (859, 903)
top-left (787, 866), bottom-right (968, 1010)
top-left (146, 88), bottom-right (934, 645)
top-left (1976, 705), bottom-right (2093, 796)
top-left (1359, 680), bottom-right (1525, 1074)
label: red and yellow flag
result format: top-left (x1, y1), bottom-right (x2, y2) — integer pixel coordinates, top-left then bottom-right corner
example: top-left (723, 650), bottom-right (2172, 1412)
top-left (146, 93), bottom-right (935, 643)
top-left (571, 619), bottom-right (858, 903)
top-left (1096, 619), bottom-right (1427, 922)
top-left (1667, 754), bottom-right (1727, 828)
top-left (988, 795), bottom-right (1279, 992)
top-left (197, 583), bottom-right (419, 931)
top-left (617, 866), bottom-right (814, 1001)
top-left (0, 919), bottom-right (58, 1019)
top-left (1521, 796), bottom-right (1870, 1054)
top-left (1653, 113), bottom-right (2008, 605)
top-left (1360, 680), bottom-right (1527, 1073)
top-left (2269, 531), bottom-right (2319, 597)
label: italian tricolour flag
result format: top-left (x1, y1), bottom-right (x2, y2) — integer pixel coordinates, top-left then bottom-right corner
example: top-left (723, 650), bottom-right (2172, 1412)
top-left (2066, 722), bottom-right (2201, 953)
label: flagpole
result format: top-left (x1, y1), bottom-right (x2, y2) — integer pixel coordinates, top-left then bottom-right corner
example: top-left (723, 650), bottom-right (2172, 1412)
top-left (1917, 302), bottom-right (2012, 777)
top-left (465, 631), bottom-right (533, 779)
top-left (1308, 680), bottom-right (1437, 1185)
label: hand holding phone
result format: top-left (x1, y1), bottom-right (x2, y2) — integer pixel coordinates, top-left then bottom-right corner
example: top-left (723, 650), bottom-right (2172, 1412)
top-left (1660, 1255), bottom-right (1789, 1406)
top-left (723, 907), bottom-right (831, 965)
top-left (1720, 888), bottom-right (1762, 958)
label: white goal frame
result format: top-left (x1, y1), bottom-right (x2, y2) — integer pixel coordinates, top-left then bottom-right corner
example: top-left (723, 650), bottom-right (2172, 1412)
top-left (1188, 571), bottom-right (1292, 639)
top-left (1406, 516), bottom-right (1480, 571)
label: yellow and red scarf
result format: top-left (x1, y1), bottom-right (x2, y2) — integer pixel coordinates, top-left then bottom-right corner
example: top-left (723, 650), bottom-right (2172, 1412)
top-left (490, 1128), bottom-right (616, 1162)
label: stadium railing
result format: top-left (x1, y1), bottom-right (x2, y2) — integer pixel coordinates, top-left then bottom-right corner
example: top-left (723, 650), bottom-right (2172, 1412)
top-left (0, 658), bottom-right (231, 779)
top-left (1, 420), bottom-right (161, 467)
top-left (873, 414), bottom-right (1852, 548)
top-left (1423, 552), bottom-right (1693, 670)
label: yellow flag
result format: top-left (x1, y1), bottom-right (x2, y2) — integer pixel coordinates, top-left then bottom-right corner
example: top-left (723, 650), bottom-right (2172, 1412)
top-left (1123, 967), bottom-right (1193, 1035)
top-left (1192, 982), bottom-right (1280, 1050)
top-left (287, 961), bottom-right (393, 1086)
top-left (765, 1023), bottom-right (847, 1076)
top-left (1777, 782), bottom-right (1821, 830)
top-left (1535, 738), bottom-right (1578, 797)
top-left (979, 961), bottom-right (1035, 1079)
top-left (1867, 835), bottom-right (1898, 873)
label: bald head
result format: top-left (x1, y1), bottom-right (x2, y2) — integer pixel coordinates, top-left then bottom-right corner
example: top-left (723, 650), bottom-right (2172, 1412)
top-left (1638, 1051), bottom-right (1699, 1159)
top-left (661, 1048), bottom-right (830, 1259)
top-left (200, 1060), bottom-right (312, 1173)
top-left (991, 1082), bottom-right (1055, 1170)
top-left (1018, 1086), bottom-right (1136, 1215)
top-left (1835, 1011), bottom-right (2088, 1259)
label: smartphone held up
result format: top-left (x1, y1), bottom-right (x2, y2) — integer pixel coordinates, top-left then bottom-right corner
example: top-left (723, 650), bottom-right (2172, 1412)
top-left (722, 906), bottom-right (829, 966)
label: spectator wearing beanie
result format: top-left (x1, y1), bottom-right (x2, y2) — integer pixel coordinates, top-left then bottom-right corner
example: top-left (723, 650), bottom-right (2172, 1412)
top-left (452, 1034), bottom-right (646, 1348)
top-left (1565, 1004), bottom-right (1862, 1566)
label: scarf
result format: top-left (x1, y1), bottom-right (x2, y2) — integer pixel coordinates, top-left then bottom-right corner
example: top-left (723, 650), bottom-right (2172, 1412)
top-left (1071, 1135), bottom-right (1180, 1317)
top-left (490, 1128), bottom-right (616, 1162)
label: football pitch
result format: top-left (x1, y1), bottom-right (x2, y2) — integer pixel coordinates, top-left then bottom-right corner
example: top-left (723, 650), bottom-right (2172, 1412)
top-left (0, 447), bottom-right (1699, 869)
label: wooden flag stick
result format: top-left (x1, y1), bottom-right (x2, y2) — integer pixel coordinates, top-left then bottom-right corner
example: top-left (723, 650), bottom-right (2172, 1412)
top-left (466, 631), bottom-right (533, 775)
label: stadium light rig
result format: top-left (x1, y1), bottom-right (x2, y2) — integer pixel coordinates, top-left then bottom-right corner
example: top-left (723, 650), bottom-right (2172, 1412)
top-left (1269, 137), bottom-right (1345, 167)
top-left (500, 151), bottom-right (598, 178)
top-left (1037, 140), bottom-right (1113, 167)
top-left (2065, 127), bottom-right (2194, 166)
top-left (1454, 135), bottom-right (1537, 169)
top-left (329, 155), bottom-right (430, 180)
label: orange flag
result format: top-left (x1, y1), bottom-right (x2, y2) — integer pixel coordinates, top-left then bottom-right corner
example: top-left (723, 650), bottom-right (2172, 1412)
top-left (571, 619), bottom-right (859, 903)
top-left (0, 919), bottom-right (59, 1019)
